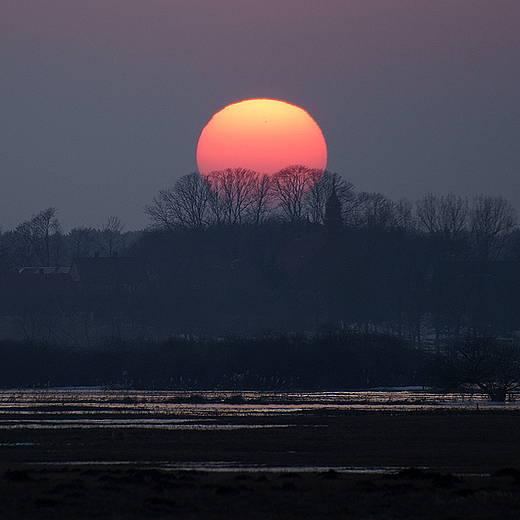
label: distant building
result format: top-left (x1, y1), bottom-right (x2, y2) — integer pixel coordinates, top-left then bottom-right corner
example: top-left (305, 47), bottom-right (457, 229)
top-left (324, 184), bottom-right (343, 232)
top-left (18, 267), bottom-right (71, 275)
top-left (0, 265), bottom-right (77, 318)
top-left (70, 255), bottom-right (150, 291)
top-left (281, 187), bottom-right (349, 327)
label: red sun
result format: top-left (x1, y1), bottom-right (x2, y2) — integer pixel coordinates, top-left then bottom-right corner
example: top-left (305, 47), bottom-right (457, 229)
top-left (196, 99), bottom-right (327, 176)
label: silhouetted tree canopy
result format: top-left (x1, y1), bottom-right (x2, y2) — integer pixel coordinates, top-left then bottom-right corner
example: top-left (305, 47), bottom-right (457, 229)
top-left (0, 171), bottom-right (518, 350)
top-left (432, 335), bottom-right (520, 401)
top-left (0, 332), bottom-right (426, 390)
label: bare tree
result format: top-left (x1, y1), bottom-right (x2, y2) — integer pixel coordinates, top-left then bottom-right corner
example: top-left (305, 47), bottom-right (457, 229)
top-left (145, 172), bottom-right (212, 231)
top-left (416, 194), bottom-right (471, 346)
top-left (204, 168), bottom-right (259, 226)
top-left (349, 192), bottom-right (406, 230)
top-left (68, 227), bottom-right (95, 259)
top-left (272, 165), bottom-right (322, 222)
top-left (394, 198), bottom-right (417, 232)
top-left (97, 216), bottom-right (125, 257)
top-left (6, 208), bottom-right (62, 267)
top-left (246, 173), bottom-right (275, 226)
top-left (470, 195), bottom-right (518, 262)
top-left (33, 207), bottom-right (62, 266)
top-left (435, 335), bottom-right (520, 401)
top-left (416, 193), bottom-right (469, 244)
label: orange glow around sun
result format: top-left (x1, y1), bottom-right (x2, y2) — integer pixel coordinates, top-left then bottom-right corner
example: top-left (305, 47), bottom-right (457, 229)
top-left (196, 99), bottom-right (327, 176)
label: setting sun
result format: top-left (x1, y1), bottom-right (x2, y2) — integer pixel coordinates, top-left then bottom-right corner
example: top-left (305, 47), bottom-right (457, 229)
top-left (196, 99), bottom-right (327, 176)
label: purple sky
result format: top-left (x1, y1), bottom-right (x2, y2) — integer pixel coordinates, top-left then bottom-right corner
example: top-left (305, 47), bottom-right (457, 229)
top-left (1, 1), bottom-right (519, 230)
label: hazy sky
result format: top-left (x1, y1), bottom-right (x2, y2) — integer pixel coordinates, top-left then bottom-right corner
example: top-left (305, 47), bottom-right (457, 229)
top-left (2, 1), bottom-right (519, 231)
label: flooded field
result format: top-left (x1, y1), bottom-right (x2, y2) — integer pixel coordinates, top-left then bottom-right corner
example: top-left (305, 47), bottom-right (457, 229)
top-left (0, 387), bottom-right (516, 440)
top-left (0, 388), bottom-right (519, 473)
top-left (0, 387), bottom-right (514, 432)
top-left (1, 388), bottom-right (520, 518)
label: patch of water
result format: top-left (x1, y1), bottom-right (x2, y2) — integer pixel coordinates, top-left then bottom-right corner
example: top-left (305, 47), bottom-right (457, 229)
top-left (0, 420), bottom-right (290, 430)
top-left (0, 388), bottom-right (517, 432)
top-left (29, 460), bottom-right (489, 477)
top-left (29, 459), bottom-right (406, 474)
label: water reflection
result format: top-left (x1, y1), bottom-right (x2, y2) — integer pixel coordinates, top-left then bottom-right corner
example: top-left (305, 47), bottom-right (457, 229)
top-left (2, 389), bottom-right (513, 475)
top-left (0, 388), bottom-right (515, 432)
top-left (34, 459), bottom-right (412, 475)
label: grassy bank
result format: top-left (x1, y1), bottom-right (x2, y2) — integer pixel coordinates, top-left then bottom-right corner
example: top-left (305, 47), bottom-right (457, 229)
top-left (0, 332), bottom-right (427, 390)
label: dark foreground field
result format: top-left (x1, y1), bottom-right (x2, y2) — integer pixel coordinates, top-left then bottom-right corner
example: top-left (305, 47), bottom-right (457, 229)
top-left (1, 409), bottom-right (520, 518)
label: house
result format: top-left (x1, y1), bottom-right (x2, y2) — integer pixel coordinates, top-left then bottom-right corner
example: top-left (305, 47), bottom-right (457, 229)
top-left (70, 255), bottom-right (150, 291)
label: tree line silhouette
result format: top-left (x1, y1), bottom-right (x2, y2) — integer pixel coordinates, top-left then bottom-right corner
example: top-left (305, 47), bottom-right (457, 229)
top-left (0, 167), bottom-right (519, 396)
top-left (0, 167), bottom-right (518, 348)
top-left (138, 168), bottom-right (519, 346)
top-left (0, 332), bottom-right (426, 390)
